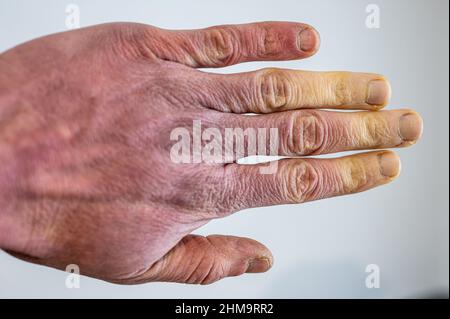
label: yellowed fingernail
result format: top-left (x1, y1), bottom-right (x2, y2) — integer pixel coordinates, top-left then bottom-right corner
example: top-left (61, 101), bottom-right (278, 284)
top-left (298, 28), bottom-right (319, 52)
top-left (246, 257), bottom-right (272, 273)
top-left (378, 151), bottom-right (401, 178)
top-left (367, 80), bottom-right (391, 106)
top-left (399, 112), bottom-right (423, 142)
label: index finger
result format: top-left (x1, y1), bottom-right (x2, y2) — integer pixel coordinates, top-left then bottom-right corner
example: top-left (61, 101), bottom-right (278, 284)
top-left (148, 21), bottom-right (320, 68)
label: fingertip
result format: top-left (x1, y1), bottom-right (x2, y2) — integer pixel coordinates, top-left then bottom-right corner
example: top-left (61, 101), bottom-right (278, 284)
top-left (399, 110), bottom-right (424, 144)
top-left (337, 151), bottom-right (402, 195)
top-left (377, 150), bottom-right (401, 179)
top-left (239, 237), bottom-right (273, 273)
top-left (367, 78), bottom-right (392, 108)
top-left (297, 25), bottom-right (321, 55)
top-left (246, 256), bottom-right (273, 273)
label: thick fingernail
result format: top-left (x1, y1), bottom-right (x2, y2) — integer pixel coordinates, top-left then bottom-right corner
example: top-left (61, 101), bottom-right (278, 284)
top-left (298, 28), bottom-right (319, 52)
top-left (246, 257), bottom-right (272, 273)
top-left (378, 152), bottom-right (401, 178)
top-left (367, 80), bottom-right (391, 106)
top-left (399, 112), bottom-right (423, 142)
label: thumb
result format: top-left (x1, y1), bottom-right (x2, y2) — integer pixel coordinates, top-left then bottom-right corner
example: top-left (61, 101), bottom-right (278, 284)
top-left (135, 235), bottom-right (273, 285)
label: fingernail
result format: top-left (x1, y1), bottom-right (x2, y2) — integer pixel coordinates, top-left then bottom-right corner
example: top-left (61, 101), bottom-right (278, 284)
top-left (378, 152), bottom-right (401, 178)
top-left (246, 257), bottom-right (272, 273)
top-left (367, 80), bottom-right (391, 106)
top-left (298, 28), bottom-right (319, 52)
top-left (399, 112), bottom-right (423, 142)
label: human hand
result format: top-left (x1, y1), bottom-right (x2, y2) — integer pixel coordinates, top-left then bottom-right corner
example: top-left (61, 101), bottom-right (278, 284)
top-left (0, 22), bottom-right (422, 284)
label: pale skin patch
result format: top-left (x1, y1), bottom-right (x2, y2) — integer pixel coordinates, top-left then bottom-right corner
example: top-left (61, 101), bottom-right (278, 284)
top-left (353, 111), bottom-right (391, 148)
top-left (286, 71), bottom-right (389, 109)
top-left (338, 157), bottom-right (369, 194)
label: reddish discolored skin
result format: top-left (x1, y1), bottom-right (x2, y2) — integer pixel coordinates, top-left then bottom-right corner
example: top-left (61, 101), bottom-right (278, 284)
top-left (0, 22), bottom-right (421, 284)
top-left (0, 23), bottom-right (244, 284)
top-left (0, 22), bottom-right (314, 284)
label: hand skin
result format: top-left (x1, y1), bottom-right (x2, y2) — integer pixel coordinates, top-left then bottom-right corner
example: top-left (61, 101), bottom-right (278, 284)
top-left (0, 22), bottom-right (423, 285)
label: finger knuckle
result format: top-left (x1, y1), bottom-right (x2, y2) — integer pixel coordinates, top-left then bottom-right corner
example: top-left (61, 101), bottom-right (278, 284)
top-left (283, 160), bottom-right (321, 203)
top-left (287, 112), bottom-right (326, 155)
top-left (106, 23), bottom-right (157, 60)
top-left (256, 68), bottom-right (292, 112)
top-left (202, 27), bottom-right (237, 67)
top-left (260, 26), bottom-right (283, 57)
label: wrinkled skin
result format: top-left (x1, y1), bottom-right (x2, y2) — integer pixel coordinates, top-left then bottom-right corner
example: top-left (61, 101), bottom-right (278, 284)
top-left (0, 22), bottom-right (423, 284)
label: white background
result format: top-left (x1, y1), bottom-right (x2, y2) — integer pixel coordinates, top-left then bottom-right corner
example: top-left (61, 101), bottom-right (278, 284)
top-left (0, 0), bottom-right (448, 298)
